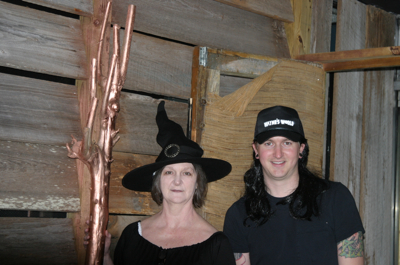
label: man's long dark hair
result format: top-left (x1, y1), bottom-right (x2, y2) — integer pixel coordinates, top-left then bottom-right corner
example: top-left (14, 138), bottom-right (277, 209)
top-left (244, 140), bottom-right (328, 226)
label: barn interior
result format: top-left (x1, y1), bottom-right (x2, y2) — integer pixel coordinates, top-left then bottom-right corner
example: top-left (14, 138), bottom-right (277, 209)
top-left (0, 0), bottom-right (400, 264)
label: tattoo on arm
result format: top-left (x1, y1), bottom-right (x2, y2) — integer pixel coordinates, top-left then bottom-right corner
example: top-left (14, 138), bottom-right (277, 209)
top-left (337, 231), bottom-right (364, 258)
top-left (234, 253), bottom-right (243, 260)
top-left (234, 253), bottom-right (246, 265)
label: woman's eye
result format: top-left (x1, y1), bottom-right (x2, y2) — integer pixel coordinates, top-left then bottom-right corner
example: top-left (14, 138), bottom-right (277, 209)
top-left (164, 171), bottom-right (173, 175)
top-left (183, 171), bottom-right (192, 176)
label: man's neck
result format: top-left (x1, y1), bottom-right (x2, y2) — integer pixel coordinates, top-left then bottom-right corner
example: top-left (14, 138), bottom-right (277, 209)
top-left (265, 175), bottom-right (300, 198)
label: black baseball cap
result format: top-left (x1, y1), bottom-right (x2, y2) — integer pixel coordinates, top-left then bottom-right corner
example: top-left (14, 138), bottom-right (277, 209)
top-left (254, 105), bottom-right (306, 143)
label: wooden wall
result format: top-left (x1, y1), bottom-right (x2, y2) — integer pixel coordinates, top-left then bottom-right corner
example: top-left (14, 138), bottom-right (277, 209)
top-left (331, 0), bottom-right (396, 264)
top-left (0, 0), bottom-right (397, 264)
top-left (0, 0), bottom-right (291, 263)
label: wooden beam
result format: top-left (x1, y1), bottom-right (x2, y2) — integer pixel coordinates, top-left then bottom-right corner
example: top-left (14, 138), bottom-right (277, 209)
top-left (213, 0), bottom-right (294, 23)
top-left (284, 0), bottom-right (312, 57)
top-left (295, 46), bottom-right (400, 72)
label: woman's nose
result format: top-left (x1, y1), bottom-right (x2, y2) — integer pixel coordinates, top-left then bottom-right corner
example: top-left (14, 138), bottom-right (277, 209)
top-left (173, 174), bottom-right (182, 185)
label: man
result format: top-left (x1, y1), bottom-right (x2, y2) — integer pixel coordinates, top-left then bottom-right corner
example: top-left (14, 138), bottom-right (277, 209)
top-left (223, 106), bottom-right (365, 265)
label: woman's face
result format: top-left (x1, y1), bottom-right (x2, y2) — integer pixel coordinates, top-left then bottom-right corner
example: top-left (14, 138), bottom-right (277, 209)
top-left (160, 162), bottom-right (198, 206)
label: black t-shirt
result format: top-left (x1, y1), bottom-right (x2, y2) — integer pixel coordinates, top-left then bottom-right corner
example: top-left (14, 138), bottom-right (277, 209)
top-left (114, 221), bottom-right (236, 265)
top-left (223, 181), bottom-right (365, 265)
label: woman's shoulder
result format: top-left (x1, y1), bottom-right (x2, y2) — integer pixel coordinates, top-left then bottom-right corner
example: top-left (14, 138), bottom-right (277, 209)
top-left (120, 221), bottom-right (141, 236)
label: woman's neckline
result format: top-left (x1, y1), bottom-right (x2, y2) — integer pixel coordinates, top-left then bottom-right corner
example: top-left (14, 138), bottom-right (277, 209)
top-left (137, 221), bottom-right (220, 250)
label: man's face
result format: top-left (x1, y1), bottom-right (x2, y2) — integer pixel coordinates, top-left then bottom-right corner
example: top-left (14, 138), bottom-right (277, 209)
top-left (253, 136), bottom-right (305, 184)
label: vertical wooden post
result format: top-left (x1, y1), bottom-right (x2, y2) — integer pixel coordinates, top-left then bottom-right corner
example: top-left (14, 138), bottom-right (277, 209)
top-left (284, 0), bottom-right (312, 57)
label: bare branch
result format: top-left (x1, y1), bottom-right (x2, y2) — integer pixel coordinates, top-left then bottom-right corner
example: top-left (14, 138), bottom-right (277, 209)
top-left (120, 5), bottom-right (136, 85)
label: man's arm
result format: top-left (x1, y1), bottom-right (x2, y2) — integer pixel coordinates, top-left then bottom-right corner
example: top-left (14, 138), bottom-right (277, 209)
top-left (337, 231), bottom-right (364, 265)
top-left (234, 253), bottom-right (250, 265)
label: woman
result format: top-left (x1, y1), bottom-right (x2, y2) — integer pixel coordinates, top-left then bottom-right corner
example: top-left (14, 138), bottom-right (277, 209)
top-left (104, 101), bottom-right (235, 265)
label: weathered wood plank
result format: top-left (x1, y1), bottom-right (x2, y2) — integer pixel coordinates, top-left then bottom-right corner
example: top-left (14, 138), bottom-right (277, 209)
top-left (0, 217), bottom-right (77, 265)
top-left (121, 32), bottom-right (194, 99)
top-left (310, 0), bottom-right (332, 176)
top-left (0, 1), bottom-right (87, 79)
top-left (112, 0), bottom-right (290, 57)
top-left (115, 94), bottom-right (189, 155)
top-left (23, 0), bottom-right (93, 17)
top-left (361, 5), bottom-right (396, 265)
top-left (0, 140), bottom-right (79, 212)
top-left (331, 0), bottom-right (366, 198)
top-left (219, 75), bottom-right (252, 97)
top-left (213, 0), bottom-right (294, 23)
top-left (205, 48), bottom-right (279, 78)
top-left (284, 0), bottom-right (312, 57)
top-left (310, 0), bottom-right (333, 54)
top-left (109, 152), bottom-right (160, 215)
top-left (0, 73), bottom-right (82, 146)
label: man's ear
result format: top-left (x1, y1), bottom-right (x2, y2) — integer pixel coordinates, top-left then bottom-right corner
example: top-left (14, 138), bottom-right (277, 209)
top-left (252, 142), bottom-right (258, 154)
top-left (299, 143), bottom-right (306, 157)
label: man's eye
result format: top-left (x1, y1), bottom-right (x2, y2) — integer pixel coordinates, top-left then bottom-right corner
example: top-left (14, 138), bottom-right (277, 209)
top-left (264, 142), bottom-right (272, 146)
top-left (284, 141), bottom-right (292, 145)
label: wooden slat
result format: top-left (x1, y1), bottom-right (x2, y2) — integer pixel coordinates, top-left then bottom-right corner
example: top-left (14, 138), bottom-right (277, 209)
top-left (0, 217), bottom-right (77, 265)
top-left (219, 75), bottom-right (252, 97)
top-left (331, 0), bottom-right (366, 203)
top-left (23, 0), bottom-right (93, 17)
top-left (109, 152), bottom-right (160, 215)
top-left (0, 140), bottom-right (79, 212)
top-left (213, 0), bottom-right (294, 23)
top-left (0, 1), bottom-right (87, 79)
top-left (112, 0), bottom-right (290, 58)
top-left (310, 0), bottom-right (333, 176)
top-left (310, 0), bottom-right (333, 53)
top-left (360, 5), bottom-right (396, 264)
top-left (122, 32), bottom-right (194, 99)
top-left (206, 48), bottom-right (278, 78)
top-left (115, 94), bottom-right (189, 155)
top-left (0, 73), bottom-right (82, 146)
top-left (284, 0), bottom-right (312, 57)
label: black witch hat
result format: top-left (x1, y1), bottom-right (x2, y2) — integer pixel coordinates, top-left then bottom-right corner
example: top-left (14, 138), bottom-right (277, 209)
top-left (122, 101), bottom-right (232, 192)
